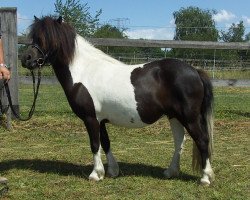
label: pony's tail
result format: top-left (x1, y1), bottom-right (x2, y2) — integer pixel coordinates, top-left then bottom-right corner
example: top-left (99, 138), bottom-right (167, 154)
top-left (192, 69), bottom-right (214, 172)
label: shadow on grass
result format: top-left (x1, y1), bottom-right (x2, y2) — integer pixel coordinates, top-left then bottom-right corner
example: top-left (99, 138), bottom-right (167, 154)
top-left (0, 159), bottom-right (197, 182)
top-left (225, 110), bottom-right (250, 118)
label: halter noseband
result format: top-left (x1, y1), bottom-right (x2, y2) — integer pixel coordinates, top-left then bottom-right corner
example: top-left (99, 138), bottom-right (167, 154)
top-left (32, 44), bottom-right (50, 67)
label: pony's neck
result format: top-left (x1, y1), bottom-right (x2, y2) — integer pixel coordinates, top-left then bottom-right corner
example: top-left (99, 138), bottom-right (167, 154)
top-left (53, 63), bottom-right (73, 94)
top-left (51, 35), bottom-right (126, 97)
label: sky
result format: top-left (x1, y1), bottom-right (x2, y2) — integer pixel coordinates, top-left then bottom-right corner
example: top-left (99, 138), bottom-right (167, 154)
top-left (1, 0), bottom-right (250, 39)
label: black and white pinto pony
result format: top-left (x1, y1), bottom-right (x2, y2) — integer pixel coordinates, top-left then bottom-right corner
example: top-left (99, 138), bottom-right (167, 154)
top-left (22, 16), bottom-right (215, 185)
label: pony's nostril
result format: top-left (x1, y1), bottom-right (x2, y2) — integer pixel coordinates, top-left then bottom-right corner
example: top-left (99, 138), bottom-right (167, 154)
top-left (27, 54), bottom-right (32, 60)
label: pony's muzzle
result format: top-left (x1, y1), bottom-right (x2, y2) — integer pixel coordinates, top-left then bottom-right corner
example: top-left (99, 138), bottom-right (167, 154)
top-left (21, 48), bottom-right (41, 70)
top-left (21, 53), bottom-right (34, 69)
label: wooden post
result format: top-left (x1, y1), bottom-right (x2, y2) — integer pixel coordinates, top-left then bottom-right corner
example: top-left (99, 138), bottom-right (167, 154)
top-left (0, 8), bottom-right (18, 128)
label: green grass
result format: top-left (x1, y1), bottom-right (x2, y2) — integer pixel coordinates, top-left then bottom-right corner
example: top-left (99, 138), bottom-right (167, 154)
top-left (0, 85), bottom-right (249, 199)
top-left (208, 69), bottom-right (250, 79)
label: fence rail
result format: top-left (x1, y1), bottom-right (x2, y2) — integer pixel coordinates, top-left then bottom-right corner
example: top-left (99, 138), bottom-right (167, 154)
top-left (18, 36), bottom-right (250, 50)
top-left (18, 35), bottom-right (250, 80)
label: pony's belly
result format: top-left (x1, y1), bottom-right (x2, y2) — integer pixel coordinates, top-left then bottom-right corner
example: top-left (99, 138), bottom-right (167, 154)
top-left (97, 106), bottom-right (147, 128)
top-left (109, 115), bottom-right (147, 128)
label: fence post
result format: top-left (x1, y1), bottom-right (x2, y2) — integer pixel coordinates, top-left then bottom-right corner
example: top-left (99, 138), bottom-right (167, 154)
top-left (0, 8), bottom-right (19, 129)
top-left (212, 49), bottom-right (216, 79)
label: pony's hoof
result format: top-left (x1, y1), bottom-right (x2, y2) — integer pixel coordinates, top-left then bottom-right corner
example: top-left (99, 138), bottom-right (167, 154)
top-left (0, 177), bottom-right (8, 184)
top-left (89, 170), bottom-right (104, 181)
top-left (89, 174), bottom-right (103, 181)
top-left (163, 168), bottom-right (179, 179)
top-left (107, 166), bottom-right (119, 178)
top-left (200, 171), bottom-right (215, 186)
top-left (200, 178), bottom-right (211, 186)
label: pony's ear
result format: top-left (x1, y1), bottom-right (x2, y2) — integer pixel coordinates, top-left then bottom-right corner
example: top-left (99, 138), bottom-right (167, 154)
top-left (34, 15), bottom-right (39, 21)
top-left (57, 16), bottom-right (63, 24)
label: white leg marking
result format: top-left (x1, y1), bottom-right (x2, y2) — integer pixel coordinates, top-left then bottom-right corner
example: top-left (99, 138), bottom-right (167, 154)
top-left (164, 118), bottom-right (185, 178)
top-left (106, 150), bottom-right (119, 177)
top-left (200, 159), bottom-right (215, 186)
top-left (89, 147), bottom-right (105, 181)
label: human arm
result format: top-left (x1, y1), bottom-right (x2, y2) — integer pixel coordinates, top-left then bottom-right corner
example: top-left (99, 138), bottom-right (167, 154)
top-left (0, 37), bottom-right (11, 80)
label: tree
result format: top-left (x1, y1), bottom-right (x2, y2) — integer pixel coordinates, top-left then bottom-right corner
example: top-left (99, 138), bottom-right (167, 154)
top-left (220, 21), bottom-right (246, 62)
top-left (221, 21), bottom-right (245, 42)
top-left (172, 6), bottom-right (219, 61)
top-left (243, 33), bottom-right (250, 60)
top-left (93, 24), bottom-right (132, 55)
top-left (54, 0), bottom-right (101, 37)
top-left (173, 6), bottom-right (218, 41)
top-left (245, 32), bottom-right (250, 41)
top-left (93, 24), bottom-right (165, 62)
top-left (94, 24), bottom-right (126, 39)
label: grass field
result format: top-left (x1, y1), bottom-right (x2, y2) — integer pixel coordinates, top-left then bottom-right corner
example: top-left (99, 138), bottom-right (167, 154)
top-left (0, 85), bottom-right (249, 199)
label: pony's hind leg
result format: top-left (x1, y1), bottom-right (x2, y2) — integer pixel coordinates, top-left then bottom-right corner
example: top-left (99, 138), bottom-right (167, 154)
top-left (186, 119), bottom-right (214, 185)
top-left (100, 120), bottom-right (119, 177)
top-left (84, 117), bottom-right (105, 181)
top-left (200, 158), bottom-right (214, 186)
top-left (164, 118), bottom-right (185, 178)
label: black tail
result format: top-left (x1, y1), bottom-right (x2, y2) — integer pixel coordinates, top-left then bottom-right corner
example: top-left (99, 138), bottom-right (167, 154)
top-left (192, 69), bottom-right (214, 171)
top-left (198, 69), bottom-right (214, 120)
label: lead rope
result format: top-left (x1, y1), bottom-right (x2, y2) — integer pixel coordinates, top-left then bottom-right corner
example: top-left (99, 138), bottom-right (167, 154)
top-left (4, 65), bottom-right (42, 121)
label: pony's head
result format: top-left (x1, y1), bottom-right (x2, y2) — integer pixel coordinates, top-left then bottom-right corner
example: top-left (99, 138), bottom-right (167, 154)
top-left (21, 16), bottom-right (76, 69)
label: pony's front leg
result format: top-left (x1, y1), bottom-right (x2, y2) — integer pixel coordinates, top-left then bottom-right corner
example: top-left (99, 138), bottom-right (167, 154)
top-left (89, 146), bottom-right (105, 181)
top-left (164, 118), bottom-right (185, 178)
top-left (100, 120), bottom-right (119, 177)
top-left (84, 117), bottom-right (105, 181)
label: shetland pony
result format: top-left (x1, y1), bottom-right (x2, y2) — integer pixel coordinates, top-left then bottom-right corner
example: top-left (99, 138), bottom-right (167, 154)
top-left (21, 16), bottom-right (215, 185)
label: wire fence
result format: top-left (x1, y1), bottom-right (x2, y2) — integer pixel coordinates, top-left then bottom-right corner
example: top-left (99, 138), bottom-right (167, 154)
top-left (98, 50), bottom-right (250, 79)
top-left (18, 49), bottom-right (250, 80)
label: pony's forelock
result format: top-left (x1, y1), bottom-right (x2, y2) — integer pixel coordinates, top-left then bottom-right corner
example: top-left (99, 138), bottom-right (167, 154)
top-left (29, 16), bottom-right (76, 65)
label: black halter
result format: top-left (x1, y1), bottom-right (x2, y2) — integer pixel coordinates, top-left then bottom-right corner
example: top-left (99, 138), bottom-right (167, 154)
top-left (32, 44), bottom-right (50, 67)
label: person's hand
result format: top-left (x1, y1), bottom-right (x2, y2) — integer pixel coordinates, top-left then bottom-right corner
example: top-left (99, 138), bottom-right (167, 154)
top-left (0, 66), bottom-right (11, 80)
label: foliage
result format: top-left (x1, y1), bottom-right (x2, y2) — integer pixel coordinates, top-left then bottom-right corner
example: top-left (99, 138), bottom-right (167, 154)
top-left (18, 33), bottom-right (29, 63)
top-left (173, 6), bottom-right (218, 41)
top-left (242, 32), bottom-right (250, 61)
top-left (172, 6), bottom-right (219, 60)
top-left (54, 0), bottom-right (101, 37)
top-left (245, 32), bottom-right (250, 41)
top-left (220, 21), bottom-right (247, 62)
top-left (94, 24), bottom-right (126, 39)
top-left (137, 46), bottom-right (166, 59)
top-left (0, 86), bottom-right (249, 199)
top-left (93, 24), bottom-right (165, 59)
top-left (93, 24), bottom-right (133, 54)
top-left (221, 21), bottom-right (245, 42)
